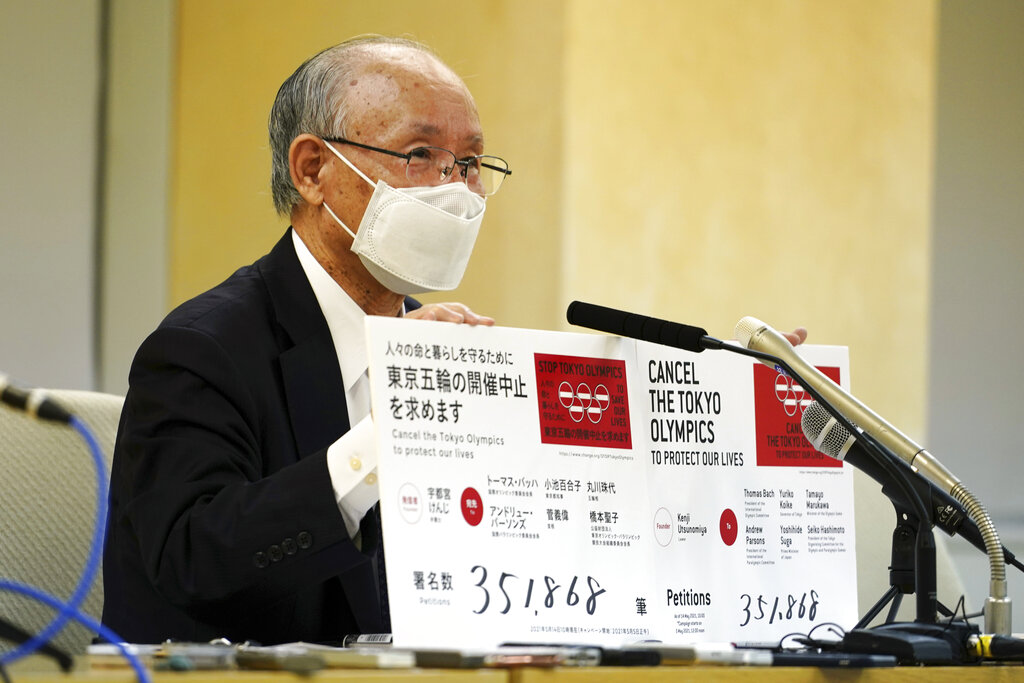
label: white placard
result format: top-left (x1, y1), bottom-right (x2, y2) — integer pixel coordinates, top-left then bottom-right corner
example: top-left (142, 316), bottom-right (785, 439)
top-left (366, 319), bottom-right (856, 648)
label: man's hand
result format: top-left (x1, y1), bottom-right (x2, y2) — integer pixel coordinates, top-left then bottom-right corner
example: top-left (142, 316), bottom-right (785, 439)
top-left (405, 302), bottom-right (495, 326)
top-left (784, 327), bottom-right (808, 346)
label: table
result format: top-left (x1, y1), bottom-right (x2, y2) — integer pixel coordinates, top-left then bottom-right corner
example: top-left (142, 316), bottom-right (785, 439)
top-left (7, 661), bottom-right (1024, 683)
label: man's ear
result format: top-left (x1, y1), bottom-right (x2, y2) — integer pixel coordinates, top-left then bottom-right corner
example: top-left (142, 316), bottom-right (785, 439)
top-left (289, 134), bottom-right (329, 205)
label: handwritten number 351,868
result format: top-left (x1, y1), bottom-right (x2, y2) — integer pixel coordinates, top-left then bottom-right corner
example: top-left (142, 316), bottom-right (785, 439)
top-left (739, 590), bottom-right (819, 627)
top-left (471, 565), bottom-right (606, 616)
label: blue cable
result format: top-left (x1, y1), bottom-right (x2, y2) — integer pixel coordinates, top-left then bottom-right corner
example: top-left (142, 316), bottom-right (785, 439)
top-left (0, 413), bottom-right (148, 681)
top-left (0, 416), bottom-right (103, 663)
top-left (0, 580), bottom-right (149, 683)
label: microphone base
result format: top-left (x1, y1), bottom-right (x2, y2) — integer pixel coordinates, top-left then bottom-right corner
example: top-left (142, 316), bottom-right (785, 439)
top-left (840, 621), bottom-right (979, 665)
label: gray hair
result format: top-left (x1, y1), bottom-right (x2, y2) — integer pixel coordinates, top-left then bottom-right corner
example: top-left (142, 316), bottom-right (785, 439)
top-left (268, 35), bottom-right (438, 215)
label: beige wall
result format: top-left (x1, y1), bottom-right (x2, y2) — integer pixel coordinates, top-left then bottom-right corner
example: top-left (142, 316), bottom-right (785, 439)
top-left (101, 0), bottom-right (174, 394)
top-left (0, 0), bottom-right (102, 391)
top-left (172, 0), bottom-right (936, 438)
top-left (561, 0), bottom-right (937, 439)
top-left (928, 0), bottom-right (1024, 628)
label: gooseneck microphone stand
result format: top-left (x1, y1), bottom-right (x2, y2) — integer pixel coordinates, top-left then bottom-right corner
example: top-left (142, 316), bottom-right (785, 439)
top-left (564, 301), bottom-right (942, 625)
top-left (701, 344), bottom-right (946, 630)
top-left (564, 301), bottom-right (1001, 663)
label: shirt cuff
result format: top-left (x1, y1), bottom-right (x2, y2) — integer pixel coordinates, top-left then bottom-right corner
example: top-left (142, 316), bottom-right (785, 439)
top-left (326, 415), bottom-right (379, 539)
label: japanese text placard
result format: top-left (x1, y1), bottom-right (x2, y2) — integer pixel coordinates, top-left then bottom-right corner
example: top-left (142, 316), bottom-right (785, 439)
top-left (366, 319), bottom-right (856, 648)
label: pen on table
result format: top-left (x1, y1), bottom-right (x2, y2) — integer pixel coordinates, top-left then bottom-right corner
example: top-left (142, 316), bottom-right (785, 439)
top-left (501, 642), bottom-right (660, 666)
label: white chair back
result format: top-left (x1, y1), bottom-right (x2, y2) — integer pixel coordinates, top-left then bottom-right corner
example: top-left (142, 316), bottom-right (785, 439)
top-left (0, 389), bottom-right (123, 656)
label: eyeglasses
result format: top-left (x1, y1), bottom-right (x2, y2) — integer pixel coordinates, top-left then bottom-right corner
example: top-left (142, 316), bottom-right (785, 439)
top-left (323, 137), bottom-right (511, 196)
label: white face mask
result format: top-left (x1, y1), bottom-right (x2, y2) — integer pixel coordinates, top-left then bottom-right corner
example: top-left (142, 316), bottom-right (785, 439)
top-left (321, 140), bottom-right (486, 295)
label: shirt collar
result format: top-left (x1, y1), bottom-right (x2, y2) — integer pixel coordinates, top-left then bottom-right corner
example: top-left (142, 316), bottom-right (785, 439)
top-left (291, 229), bottom-right (370, 394)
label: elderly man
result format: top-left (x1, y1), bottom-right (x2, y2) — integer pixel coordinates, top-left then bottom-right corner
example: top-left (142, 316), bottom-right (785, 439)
top-left (101, 36), bottom-right (507, 645)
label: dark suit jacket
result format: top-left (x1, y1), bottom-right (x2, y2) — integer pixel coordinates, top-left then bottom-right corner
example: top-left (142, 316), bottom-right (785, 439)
top-left (101, 230), bottom-right (418, 644)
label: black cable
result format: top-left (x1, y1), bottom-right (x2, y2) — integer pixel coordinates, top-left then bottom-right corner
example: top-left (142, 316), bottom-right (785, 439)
top-left (947, 595), bottom-right (968, 625)
top-left (808, 622), bottom-right (847, 642)
top-left (0, 610), bottom-right (74, 671)
top-left (779, 623), bottom-right (848, 652)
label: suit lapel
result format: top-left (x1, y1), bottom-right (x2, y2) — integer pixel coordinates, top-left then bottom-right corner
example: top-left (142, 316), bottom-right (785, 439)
top-left (279, 334), bottom-right (351, 457)
top-left (260, 230), bottom-right (351, 457)
top-left (257, 230), bottom-right (426, 457)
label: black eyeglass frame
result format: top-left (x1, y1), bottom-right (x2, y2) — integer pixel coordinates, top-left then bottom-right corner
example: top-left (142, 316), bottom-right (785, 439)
top-left (322, 136), bottom-right (511, 193)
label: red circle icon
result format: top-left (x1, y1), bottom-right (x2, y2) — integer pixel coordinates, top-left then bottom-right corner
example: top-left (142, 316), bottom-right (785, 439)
top-left (461, 487), bottom-right (483, 526)
top-left (720, 508), bottom-right (738, 546)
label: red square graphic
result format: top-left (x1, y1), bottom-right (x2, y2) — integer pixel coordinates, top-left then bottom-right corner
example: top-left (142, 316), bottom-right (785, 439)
top-left (753, 363), bottom-right (843, 468)
top-left (535, 354), bottom-right (632, 449)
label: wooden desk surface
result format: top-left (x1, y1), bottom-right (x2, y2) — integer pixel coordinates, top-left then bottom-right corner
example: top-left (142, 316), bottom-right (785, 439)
top-left (8, 664), bottom-right (1024, 683)
top-left (5, 666), bottom-right (506, 682)
top-left (512, 665), bottom-right (1024, 683)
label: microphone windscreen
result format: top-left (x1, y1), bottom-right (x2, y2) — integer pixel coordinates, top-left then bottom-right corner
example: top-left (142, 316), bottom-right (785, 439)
top-left (801, 401), bottom-right (853, 460)
top-left (566, 300), bottom-right (625, 333)
top-left (0, 375), bottom-right (73, 423)
top-left (733, 316), bottom-right (768, 349)
top-left (567, 301), bottom-right (707, 353)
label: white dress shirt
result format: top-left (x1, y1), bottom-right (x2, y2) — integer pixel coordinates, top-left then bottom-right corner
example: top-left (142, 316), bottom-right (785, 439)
top-left (291, 230), bottom-right (387, 539)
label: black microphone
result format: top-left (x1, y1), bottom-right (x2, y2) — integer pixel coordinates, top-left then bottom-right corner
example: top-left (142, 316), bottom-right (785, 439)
top-left (801, 400), bottom-right (1020, 569)
top-left (566, 301), bottom-right (715, 354)
top-left (0, 374), bottom-right (73, 424)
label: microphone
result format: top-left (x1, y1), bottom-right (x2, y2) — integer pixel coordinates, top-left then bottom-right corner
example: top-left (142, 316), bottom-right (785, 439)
top-left (735, 317), bottom-right (1012, 633)
top-left (801, 401), bottom-right (1020, 568)
top-left (733, 317), bottom-right (960, 495)
top-left (566, 301), bottom-right (719, 354)
top-left (0, 374), bottom-right (72, 423)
